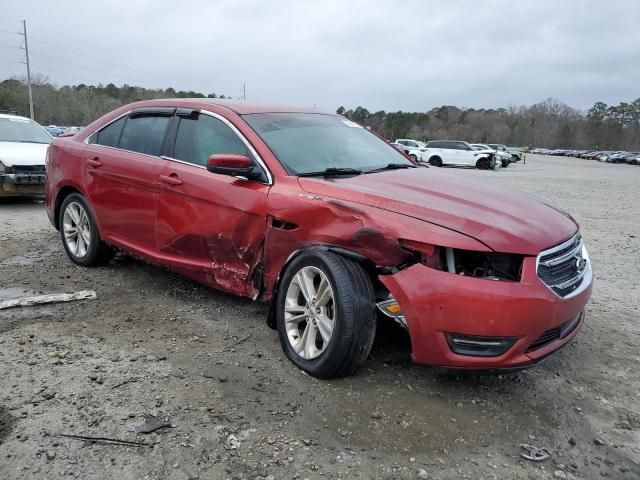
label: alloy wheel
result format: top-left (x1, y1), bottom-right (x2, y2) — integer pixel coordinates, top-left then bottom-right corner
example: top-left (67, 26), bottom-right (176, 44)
top-left (62, 201), bottom-right (91, 258)
top-left (284, 266), bottom-right (335, 360)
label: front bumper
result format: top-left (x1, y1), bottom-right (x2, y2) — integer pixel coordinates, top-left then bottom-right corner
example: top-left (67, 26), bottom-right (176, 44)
top-left (0, 173), bottom-right (45, 196)
top-left (379, 256), bottom-right (592, 369)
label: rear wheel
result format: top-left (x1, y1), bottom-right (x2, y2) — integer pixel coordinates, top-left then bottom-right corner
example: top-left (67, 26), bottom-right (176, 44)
top-left (276, 251), bottom-right (376, 378)
top-left (476, 158), bottom-right (491, 170)
top-left (429, 156), bottom-right (443, 167)
top-left (409, 153), bottom-right (418, 161)
top-left (60, 193), bottom-right (115, 266)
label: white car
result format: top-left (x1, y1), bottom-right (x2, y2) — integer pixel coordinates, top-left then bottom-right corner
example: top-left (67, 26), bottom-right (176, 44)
top-left (473, 143), bottom-right (511, 168)
top-left (415, 140), bottom-right (495, 169)
top-left (0, 114), bottom-right (52, 197)
top-left (394, 138), bottom-right (426, 150)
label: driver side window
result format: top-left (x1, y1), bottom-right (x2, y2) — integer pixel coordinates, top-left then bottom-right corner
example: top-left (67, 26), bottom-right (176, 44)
top-left (173, 114), bottom-right (250, 166)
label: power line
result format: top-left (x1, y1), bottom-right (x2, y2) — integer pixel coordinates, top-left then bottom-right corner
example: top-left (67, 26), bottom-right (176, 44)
top-left (1, 22), bottom-right (243, 95)
top-left (28, 35), bottom-right (242, 93)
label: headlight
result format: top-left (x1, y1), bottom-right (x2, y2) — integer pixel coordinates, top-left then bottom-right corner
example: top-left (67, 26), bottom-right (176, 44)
top-left (398, 239), bottom-right (523, 281)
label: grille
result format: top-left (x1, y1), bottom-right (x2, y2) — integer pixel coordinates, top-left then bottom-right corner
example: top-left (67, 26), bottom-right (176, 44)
top-left (537, 234), bottom-right (588, 297)
top-left (527, 313), bottom-right (581, 352)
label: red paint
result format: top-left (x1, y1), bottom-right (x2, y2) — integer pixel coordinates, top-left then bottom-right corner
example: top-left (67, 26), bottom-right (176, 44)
top-left (207, 154), bottom-right (252, 170)
top-left (46, 99), bottom-right (592, 370)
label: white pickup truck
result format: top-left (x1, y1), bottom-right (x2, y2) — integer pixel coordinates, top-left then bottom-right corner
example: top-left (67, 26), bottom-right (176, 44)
top-left (412, 140), bottom-right (496, 169)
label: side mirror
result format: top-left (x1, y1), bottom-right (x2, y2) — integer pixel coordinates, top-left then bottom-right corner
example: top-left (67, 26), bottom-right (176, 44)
top-left (206, 154), bottom-right (259, 179)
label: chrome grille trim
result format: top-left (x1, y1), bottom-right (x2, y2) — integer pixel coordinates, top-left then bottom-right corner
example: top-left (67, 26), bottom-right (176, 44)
top-left (538, 237), bottom-right (583, 267)
top-left (536, 233), bottom-right (592, 299)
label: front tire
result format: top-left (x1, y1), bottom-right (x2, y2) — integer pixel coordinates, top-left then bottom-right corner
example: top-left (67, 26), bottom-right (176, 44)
top-left (476, 158), bottom-right (491, 170)
top-left (429, 156), bottom-right (443, 167)
top-left (276, 251), bottom-right (376, 379)
top-left (60, 193), bottom-right (115, 267)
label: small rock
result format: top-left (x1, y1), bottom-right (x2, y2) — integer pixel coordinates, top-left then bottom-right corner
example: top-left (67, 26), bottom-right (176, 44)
top-left (568, 437), bottom-right (576, 446)
top-left (46, 451), bottom-right (56, 461)
top-left (593, 438), bottom-right (605, 446)
top-left (370, 411), bottom-right (382, 419)
top-left (553, 470), bottom-right (567, 480)
top-left (417, 468), bottom-right (429, 479)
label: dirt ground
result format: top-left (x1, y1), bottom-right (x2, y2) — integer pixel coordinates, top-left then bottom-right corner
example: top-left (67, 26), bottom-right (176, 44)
top-left (0, 154), bottom-right (639, 480)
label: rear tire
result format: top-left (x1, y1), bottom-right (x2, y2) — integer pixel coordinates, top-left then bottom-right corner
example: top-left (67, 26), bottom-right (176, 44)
top-left (276, 251), bottom-right (376, 379)
top-left (476, 158), bottom-right (491, 170)
top-left (429, 156), bottom-right (443, 167)
top-left (60, 193), bottom-right (115, 267)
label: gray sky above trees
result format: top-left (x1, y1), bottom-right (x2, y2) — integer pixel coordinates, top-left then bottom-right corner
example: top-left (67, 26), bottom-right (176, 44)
top-left (1, 0), bottom-right (639, 112)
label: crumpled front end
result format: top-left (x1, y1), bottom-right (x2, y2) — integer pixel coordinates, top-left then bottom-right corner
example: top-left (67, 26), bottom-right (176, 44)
top-left (379, 240), bottom-right (592, 369)
top-left (0, 164), bottom-right (46, 197)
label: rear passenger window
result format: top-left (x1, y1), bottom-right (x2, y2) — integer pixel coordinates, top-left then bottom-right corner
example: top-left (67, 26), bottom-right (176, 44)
top-left (119, 114), bottom-right (171, 156)
top-left (173, 114), bottom-right (249, 166)
top-left (96, 116), bottom-right (126, 147)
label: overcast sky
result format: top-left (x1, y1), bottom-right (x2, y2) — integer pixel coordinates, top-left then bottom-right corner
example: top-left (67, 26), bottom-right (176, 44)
top-left (1, 0), bottom-right (639, 112)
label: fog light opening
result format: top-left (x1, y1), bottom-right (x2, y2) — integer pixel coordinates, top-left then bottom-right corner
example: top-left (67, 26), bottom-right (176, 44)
top-left (445, 333), bottom-right (518, 357)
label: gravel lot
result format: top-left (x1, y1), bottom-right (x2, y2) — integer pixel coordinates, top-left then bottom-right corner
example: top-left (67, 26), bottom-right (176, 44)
top-left (0, 154), bottom-right (639, 480)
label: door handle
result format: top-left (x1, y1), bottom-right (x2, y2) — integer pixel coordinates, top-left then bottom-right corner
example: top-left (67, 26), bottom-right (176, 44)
top-left (86, 157), bottom-right (102, 168)
top-left (159, 174), bottom-right (183, 186)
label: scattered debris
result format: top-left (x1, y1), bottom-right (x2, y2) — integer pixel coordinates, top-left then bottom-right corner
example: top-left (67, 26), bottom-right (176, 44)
top-left (59, 433), bottom-right (150, 447)
top-left (134, 414), bottom-right (172, 434)
top-left (0, 290), bottom-right (96, 310)
top-left (111, 378), bottom-right (139, 389)
top-left (519, 443), bottom-right (551, 462)
top-left (214, 333), bottom-right (253, 353)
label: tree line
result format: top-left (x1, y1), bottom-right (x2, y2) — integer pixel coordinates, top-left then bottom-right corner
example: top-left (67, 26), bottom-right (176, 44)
top-left (1, 76), bottom-right (638, 150)
top-left (0, 75), bottom-right (232, 127)
top-left (338, 97), bottom-right (640, 150)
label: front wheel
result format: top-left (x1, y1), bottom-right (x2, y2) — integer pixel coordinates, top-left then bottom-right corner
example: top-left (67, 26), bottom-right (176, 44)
top-left (409, 153), bottom-right (418, 161)
top-left (429, 156), bottom-right (443, 167)
top-left (476, 158), bottom-right (491, 170)
top-left (60, 193), bottom-right (115, 266)
top-left (276, 251), bottom-right (376, 378)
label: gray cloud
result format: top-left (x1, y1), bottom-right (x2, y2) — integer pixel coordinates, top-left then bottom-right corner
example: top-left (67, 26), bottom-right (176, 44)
top-left (1, 0), bottom-right (638, 112)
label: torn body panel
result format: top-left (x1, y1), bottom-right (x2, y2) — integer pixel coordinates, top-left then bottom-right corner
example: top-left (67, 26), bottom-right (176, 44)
top-left (260, 176), bottom-right (490, 302)
top-left (154, 159), bottom-right (269, 298)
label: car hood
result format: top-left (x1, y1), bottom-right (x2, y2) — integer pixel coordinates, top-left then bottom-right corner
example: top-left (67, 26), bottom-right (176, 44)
top-left (298, 168), bottom-right (577, 255)
top-left (0, 141), bottom-right (49, 166)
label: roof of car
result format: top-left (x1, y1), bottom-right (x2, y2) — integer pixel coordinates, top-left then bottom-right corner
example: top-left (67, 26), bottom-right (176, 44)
top-left (130, 98), bottom-right (330, 115)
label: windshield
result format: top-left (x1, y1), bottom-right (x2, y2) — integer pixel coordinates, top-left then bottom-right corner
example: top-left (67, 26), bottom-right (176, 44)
top-left (0, 117), bottom-right (52, 144)
top-left (243, 113), bottom-right (413, 174)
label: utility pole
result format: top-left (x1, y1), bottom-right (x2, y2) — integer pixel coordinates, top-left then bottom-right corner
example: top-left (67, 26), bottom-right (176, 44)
top-left (243, 82), bottom-right (246, 100)
top-left (20, 20), bottom-right (35, 119)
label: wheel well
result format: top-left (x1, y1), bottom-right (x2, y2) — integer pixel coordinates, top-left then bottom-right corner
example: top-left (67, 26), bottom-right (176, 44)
top-left (265, 245), bottom-right (379, 329)
top-left (54, 186), bottom-right (81, 230)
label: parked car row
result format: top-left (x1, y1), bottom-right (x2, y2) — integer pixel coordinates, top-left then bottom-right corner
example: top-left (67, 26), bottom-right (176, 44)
top-left (392, 138), bottom-right (525, 169)
top-left (531, 148), bottom-right (640, 165)
top-left (46, 125), bottom-right (83, 137)
top-left (392, 139), bottom-right (497, 169)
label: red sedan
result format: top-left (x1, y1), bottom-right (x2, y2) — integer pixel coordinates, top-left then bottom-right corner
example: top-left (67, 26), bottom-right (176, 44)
top-left (45, 99), bottom-right (592, 378)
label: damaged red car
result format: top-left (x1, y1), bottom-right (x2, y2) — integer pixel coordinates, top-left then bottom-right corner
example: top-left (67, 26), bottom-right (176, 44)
top-left (45, 99), bottom-right (593, 378)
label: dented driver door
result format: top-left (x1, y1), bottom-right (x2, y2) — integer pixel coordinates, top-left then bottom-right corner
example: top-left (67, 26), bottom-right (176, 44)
top-left (154, 112), bottom-right (270, 297)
